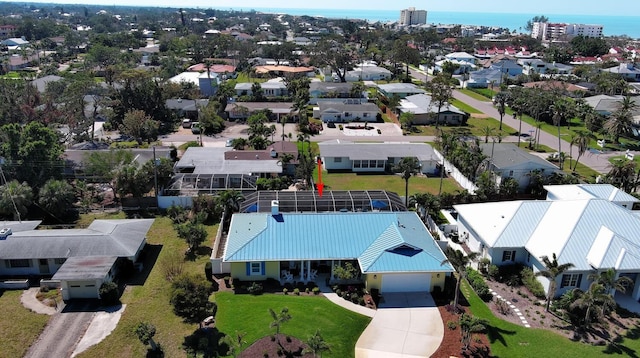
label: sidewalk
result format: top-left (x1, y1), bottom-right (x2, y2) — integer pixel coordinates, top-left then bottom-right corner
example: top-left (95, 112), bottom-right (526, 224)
top-left (21, 287), bottom-right (59, 315)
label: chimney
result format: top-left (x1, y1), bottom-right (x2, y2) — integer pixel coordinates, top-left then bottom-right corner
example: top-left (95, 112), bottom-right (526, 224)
top-left (271, 200), bottom-right (279, 215)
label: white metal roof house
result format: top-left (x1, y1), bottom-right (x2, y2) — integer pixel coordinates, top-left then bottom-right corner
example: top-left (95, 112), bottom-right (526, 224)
top-left (313, 101), bottom-right (379, 123)
top-left (479, 143), bottom-right (559, 192)
top-left (220, 203), bottom-right (453, 293)
top-left (454, 184), bottom-right (640, 302)
top-left (0, 219), bottom-right (154, 300)
top-left (318, 140), bottom-right (439, 174)
top-left (397, 94), bottom-right (468, 125)
top-left (377, 83), bottom-right (426, 99)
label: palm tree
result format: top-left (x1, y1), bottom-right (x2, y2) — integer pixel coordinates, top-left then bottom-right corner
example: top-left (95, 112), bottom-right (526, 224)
top-left (481, 125), bottom-right (495, 144)
top-left (393, 157), bottom-right (421, 207)
top-left (459, 313), bottom-right (488, 351)
top-left (409, 192), bottom-right (439, 221)
top-left (494, 92), bottom-right (507, 131)
top-left (588, 268), bottom-right (633, 296)
top-left (535, 253), bottom-right (575, 312)
top-left (605, 158), bottom-right (636, 192)
top-left (570, 283), bottom-right (616, 328)
top-left (571, 130), bottom-right (595, 172)
top-left (441, 247), bottom-right (480, 312)
top-left (218, 190), bottom-right (245, 221)
top-left (269, 307), bottom-right (291, 336)
top-left (38, 179), bottom-right (76, 219)
top-left (303, 329), bottom-right (331, 358)
top-left (605, 96), bottom-right (638, 143)
top-left (0, 180), bottom-right (33, 221)
top-left (232, 138), bottom-right (247, 150)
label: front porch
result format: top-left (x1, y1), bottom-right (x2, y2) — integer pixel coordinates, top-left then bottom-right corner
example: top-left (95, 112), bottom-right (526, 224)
top-left (278, 259), bottom-right (363, 286)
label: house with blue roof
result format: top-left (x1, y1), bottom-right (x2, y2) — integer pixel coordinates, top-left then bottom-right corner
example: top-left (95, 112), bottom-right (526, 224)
top-left (221, 202), bottom-right (453, 293)
top-left (454, 184), bottom-right (640, 303)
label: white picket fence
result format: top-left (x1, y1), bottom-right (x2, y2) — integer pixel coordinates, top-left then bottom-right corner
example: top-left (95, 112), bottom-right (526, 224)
top-left (434, 149), bottom-right (478, 194)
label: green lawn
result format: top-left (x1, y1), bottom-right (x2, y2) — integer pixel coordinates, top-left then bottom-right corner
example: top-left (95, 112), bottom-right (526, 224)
top-left (459, 88), bottom-right (492, 101)
top-left (412, 117), bottom-right (515, 138)
top-left (451, 99), bottom-right (482, 114)
top-left (215, 292), bottom-right (371, 357)
top-left (504, 108), bottom-right (590, 140)
top-left (234, 72), bottom-right (267, 83)
top-left (462, 280), bottom-right (640, 357)
top-left (0, 290), bottom-right (50, 358)
top-left (78, 216), bottom-right (219, 358)
top-left (321, 172), bottom-right (462, 196)
top-left (526, 144), bottom-right (600, 182)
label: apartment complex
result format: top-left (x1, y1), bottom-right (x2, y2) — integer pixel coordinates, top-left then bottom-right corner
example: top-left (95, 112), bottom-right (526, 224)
top-left (399, 7), bottom-right (427, 26)
top-left (531, 22), bottom-right (603, 41)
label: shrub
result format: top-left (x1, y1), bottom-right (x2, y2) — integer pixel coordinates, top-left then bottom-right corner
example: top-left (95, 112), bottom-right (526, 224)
top-left (335, 289), bottom-right (342, 296)
top-left (447, 321), bottom-right (457, 330)
top-left (204, 261), bottom-right (213, 281)
top-left (487, 265), bottom-right (499, 281)
top-left (247, 282), bottom-right (263, 295)
top-left (478, 258), bottom-right (491, 274)
top-left (293, 288), bottom-right (300, 296)
top-left (312, 287), bottom-right (320, 295)
top-left (467, 268), bottom-right (492, 301)
top-left (170, 274), bottom-right (216, 323)
top-left (521, 267), bottom-right (546, 298)
top-left (495, 299), bottom-right (510, 315)
top-left (283, 288), bottom-right (289, 295)
top-left (305, 287), bottom-right (310, 294)
top-left (99, 281), bottom-right (120, 305)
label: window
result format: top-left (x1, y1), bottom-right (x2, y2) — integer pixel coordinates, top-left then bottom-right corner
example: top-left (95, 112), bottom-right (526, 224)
top-left (9, 259), bottom-right (31, 268)
top-left (501, 250), bottom-right (516, 262)
top-left (560, 274), bottom-right (582, 288)
top-left (363, 113), bottom-right (369, 118)
top-left (334, 157), bottom-right (342, 163)
top-left (54, 258), bottom-right (66, 265)
top-left (247, 262), bottom-right (264, 276)
top-left (39, 259), bottom-right (48, 265)
top-left (354, 160), bottom-right (361, 168)
top-left (377, 161), bottom-right (385, 168)
top-left (508, 170), bottom-right (514, 177)
top-left (369, 160), bottom-right (376, 168)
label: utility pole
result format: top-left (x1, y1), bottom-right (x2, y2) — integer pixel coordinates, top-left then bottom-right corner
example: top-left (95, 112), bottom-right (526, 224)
top-left (153, 146), bottom-right (159, 207)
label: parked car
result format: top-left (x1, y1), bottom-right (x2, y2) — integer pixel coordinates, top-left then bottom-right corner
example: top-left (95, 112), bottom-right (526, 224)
top-left (182, 119), bottom-right (192, 128)
top-left (226, 138), bottom-right (234, 147)
top-left (191, 122), bottom-right (201, 134)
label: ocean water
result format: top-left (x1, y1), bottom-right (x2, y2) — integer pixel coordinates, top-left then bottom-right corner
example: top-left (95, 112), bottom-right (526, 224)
top-left (231, 7), bottom-right (640, 39)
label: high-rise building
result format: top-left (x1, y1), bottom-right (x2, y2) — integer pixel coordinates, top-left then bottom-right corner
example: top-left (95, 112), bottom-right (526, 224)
top-left (399, 7), bottom-right (427, 26)
top-left (531, 22), bottom-right (603, 41)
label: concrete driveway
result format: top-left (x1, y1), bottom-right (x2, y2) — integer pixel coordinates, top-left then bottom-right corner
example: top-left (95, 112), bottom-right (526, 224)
top-left (355, 292), bottom-right (443, 358)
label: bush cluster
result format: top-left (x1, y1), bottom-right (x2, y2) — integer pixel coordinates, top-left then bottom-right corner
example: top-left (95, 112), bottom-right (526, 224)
top-left (467, 268), bottom-right (492, 301)
top-left (247, 282), bottom-right (263, 295)
top-left (520, 267), bottom-right (545, 298)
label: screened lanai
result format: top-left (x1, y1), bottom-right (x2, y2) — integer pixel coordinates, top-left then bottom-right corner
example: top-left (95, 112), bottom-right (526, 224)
top-left (163, 173), bottom-right (258, 196)
top-left (239, 190), bottom-right (407, 213)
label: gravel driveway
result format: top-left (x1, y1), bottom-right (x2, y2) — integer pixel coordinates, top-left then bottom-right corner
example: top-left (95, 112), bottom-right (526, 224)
top-left (24, 301), bottom-right (98, 358)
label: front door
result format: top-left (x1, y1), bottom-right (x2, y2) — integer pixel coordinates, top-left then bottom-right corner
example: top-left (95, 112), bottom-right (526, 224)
top-left (39, 259), bottom-right (50, 274)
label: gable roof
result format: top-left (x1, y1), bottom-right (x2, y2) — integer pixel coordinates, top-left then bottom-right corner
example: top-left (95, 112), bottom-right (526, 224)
top-left (479, 143), bottom-right (558, 171)
top-left (545, 184), bottom-right (640, 203)
top-left (309, 82), bottom-right (352, 93)
top-left (319, 140), bottom-right (438, 162)
top-left (455, 198), bottom-right (640, 271)
top-left (377, 83), bottom-right (426, 95)
top-left (317, 101), bottom-right (379, 113)
top-left (0, 219), bottom-right (154, 260)
top-left (223, 211), bottom-right (453, 273)
top-left (176, 147), bottom-right (282, 175)
top-left (399, 94), bottom-right (466, 115)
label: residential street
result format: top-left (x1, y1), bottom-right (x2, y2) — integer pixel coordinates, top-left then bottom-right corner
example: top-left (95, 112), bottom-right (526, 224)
top-left (409, 68), bottom-right (620, 174)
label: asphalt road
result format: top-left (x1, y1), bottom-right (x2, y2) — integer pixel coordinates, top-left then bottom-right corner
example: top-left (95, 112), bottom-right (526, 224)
top-left (24, 302), bottom-right (97, 358)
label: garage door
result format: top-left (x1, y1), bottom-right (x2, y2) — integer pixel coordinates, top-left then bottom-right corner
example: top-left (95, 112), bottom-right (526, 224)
top-left (381, 273), bottom-right (431, 293)
top-left (67, 281), bottom-right (99, 299)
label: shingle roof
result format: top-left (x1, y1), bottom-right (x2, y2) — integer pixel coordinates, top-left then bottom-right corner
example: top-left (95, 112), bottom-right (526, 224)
top-left (0, 219), bottom-right (154, 260)
top-left (52, 256), bottom-right (118, 280)
top-left (319, 140), bottom-right (438, 162)
top-left (223, 212), bottom-right (453, 273)
top-left (479, 143), bottom-right (558, 170)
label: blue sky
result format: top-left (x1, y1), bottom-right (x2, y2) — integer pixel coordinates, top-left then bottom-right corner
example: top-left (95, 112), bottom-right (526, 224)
top-left (15, 0), bottom-right (640, 16)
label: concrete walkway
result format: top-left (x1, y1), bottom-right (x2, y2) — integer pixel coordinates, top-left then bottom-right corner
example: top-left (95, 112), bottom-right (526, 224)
top-left (355, 292), bottom-right (443, 358)
top-left (21, 288), bottom-right (59, 315)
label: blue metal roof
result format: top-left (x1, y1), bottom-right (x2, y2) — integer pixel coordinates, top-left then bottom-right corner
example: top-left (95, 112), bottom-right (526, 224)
top-left (580, 184), bottom-right (639, 203)
top-left (223, 212), bottom-right (453, 273)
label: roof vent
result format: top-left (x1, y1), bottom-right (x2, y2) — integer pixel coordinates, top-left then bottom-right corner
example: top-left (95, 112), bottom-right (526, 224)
top-left (0, 227), bottom-right (12, 239)
top-left (271, 200), bottom-right (279, 216)
top-left (270, 148), bottom-right (277, 158)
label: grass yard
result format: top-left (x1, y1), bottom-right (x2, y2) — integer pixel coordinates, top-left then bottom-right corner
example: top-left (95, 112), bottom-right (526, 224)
top-left (0, 290), bottom-right (51, 358)
top-left (451, 99), bottom-right (482, 114)
top-left (504, 108), bottom-right (590, 140)
top-left (462, 280), bottom-right (640, 357)
top-left (411, 117), bottom-right (515, 138)
top-left (234, 72), bottom-right (267, 83)
top-left (459, 88), bottom-right (492, 101)
top-left (78, 215), bottom-right (219, 358)
top-left (321, 172), bottom-right (462, 196)
top-left (215, 292), bottom-right (371, 357)
top-left (526, 143), bottom-right (600, 182)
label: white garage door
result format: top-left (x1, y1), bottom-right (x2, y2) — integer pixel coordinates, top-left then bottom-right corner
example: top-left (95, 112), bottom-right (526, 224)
top-left (67, 281), bottom-right (98, 299)
top-left (381, 273), bottom-right (431, 293)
